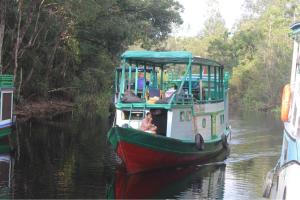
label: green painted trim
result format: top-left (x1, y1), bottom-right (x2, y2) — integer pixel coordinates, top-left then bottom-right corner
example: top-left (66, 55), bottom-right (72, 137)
top-left (0, 127), bottom-right (11, 138)
top-left (107, 126), bottom-right (224, 155)
top-left (116, 102), bottom-right (172, 109)
top-left (194, 110), bottom-right (224, 116)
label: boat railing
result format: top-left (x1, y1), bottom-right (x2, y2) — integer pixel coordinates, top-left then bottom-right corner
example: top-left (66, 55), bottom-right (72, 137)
top-left (170, 93), bottom-right (194, 105)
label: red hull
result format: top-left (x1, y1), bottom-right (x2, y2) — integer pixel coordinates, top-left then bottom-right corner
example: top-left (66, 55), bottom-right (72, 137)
top-left (117, 141), bottom-right (222, 174)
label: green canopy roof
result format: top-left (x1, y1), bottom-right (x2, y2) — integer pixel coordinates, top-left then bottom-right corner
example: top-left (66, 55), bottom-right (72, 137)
top-left (121, 50), bottom-right (223, 67)
top-left (193, 57), bottom-right (223, 67)
top-left (121, 51), bottom-right (192, 65)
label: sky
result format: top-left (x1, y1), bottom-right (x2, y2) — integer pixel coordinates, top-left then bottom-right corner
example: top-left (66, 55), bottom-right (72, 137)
top-left (174, 0), bottom-right (245, 37)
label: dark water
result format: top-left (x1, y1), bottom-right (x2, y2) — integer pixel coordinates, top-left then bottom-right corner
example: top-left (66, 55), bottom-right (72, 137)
top-left (0, 112), bottom-right (282, 199)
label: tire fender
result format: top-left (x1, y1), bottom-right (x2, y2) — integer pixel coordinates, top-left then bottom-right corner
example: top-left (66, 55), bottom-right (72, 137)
top-left (195, 133), bottom-right (205, 150)
top-left (221, 134), bottom-right (228, 149)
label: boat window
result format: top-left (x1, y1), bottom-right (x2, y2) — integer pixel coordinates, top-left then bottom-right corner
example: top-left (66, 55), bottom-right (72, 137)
top-left (202, 118), bottom-right (206, 128)
top-left (180, 111), bottom-right (185, 121)
top-left (2, 93), bottom-right (12, 120)
top-left (121, 111), bottom-right (144, 120)
top-left (185, 111), bottom-right (192, 121)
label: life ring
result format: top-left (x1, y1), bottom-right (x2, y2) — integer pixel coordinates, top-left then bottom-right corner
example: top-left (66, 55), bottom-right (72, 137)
top-left (281, 84), bottom-right (291, 122)
top-left (195, 134), bottom-right (204, 150)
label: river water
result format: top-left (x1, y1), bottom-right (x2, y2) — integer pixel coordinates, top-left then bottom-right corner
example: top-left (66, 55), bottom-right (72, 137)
top-left (0, 112), bottom-right (282, 199)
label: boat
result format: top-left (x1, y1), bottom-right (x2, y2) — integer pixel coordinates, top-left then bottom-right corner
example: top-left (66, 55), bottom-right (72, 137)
top-left (106, 164), bottom-right (226, 199)
top-left (107, 51), bottom-right (231, 174)
top-left (263, 22), bottom-right (300, 199)
top-left (0, 75), bottom-right (14, 138)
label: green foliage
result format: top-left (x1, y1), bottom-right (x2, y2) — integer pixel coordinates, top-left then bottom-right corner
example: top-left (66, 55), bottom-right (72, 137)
top-left (161, 0), bottom-right (298, 112)
top-left (0, 0), bottom-right (182, 115)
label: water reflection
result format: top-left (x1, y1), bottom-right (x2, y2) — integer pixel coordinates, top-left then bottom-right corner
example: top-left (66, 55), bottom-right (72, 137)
top-left (3, 112), bottom-right (283, 199)
top-left (107, 164), bottom-right (226, 199)
top-left (223, 112), bottom-right (282, 199)
top-left (0, 135), bottom-right (14, 198)
top-left (11, 115), bottom-right (114, 199)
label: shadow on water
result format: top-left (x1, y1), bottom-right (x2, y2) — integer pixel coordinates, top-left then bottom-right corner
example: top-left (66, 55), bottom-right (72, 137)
top-left (0, 111), bottom-right (283, 199)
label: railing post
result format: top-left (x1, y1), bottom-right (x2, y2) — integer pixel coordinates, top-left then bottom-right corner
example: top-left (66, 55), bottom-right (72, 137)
top-left (135, 64), bottom-right (138, 95)
top-left (214, 66), bottom-right (217, 101)
top-left (128, 65), bottom-right (132, 90)
top-left (142, 64), bottom-right (146, 98)
top-left (208, 66), bottom-right (211, 101)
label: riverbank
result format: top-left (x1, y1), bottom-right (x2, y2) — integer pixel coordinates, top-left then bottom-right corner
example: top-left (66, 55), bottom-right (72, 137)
top-left (15, 100), bottom-right (75, 122)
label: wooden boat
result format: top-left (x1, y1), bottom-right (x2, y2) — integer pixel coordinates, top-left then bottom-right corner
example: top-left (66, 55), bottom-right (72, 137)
top-left (0, 75), bottom-right (14, 138)
top-left (108, 51), bottom-right (231, 173)
top-left (263, 22), bottom-right (300, 199)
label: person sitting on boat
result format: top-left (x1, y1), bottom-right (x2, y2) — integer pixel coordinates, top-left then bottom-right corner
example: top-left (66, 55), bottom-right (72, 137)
top-left (140, 112), bottom-right (157, 134)
top-left (165, 84), bottom-right (177, 98)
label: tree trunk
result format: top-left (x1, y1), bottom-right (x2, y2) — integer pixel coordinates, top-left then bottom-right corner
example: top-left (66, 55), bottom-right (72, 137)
top-left (13, 0), bottom-right (23, 84)
top-left (0, 0), bottom-right (6, 74)
top-left (13, 0), bottom-right (37, 84)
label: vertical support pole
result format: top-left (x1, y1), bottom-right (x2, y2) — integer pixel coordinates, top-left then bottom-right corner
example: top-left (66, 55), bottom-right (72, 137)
top-left (135, 64), bottom-right (138, 95)
top-left (208, 66), bottom-right (211, 101)
top-left (142, 64), bottom-right (146, 98)
top-left (221, 67), bottom-right (224, 100)
top-left (160, 67), bottom-right (163, 90)
top-left (200, 65), bottom-right (202, 80)
top-left (214, 66), bottom-right (217, 101)
top-left (151, 65), bottom-right (155, 88)
top-left (115, 69), bottom-right (118, 93)
top-left (218, 67), bottom-right (221, 100)
top-left (199, 65), bottom-right (202, 101)
top-left (118, 60), bottom-right (126, 102)
top-left (189, 64), bottom-right (192, 95)
top-left (128, 65), bottom-right (132, 90)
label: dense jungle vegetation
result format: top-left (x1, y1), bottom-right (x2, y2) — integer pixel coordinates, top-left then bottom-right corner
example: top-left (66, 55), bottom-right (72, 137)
top-left (161, 0), bottom-right (299, 112)
top-left (0, 0), bottom-right (299, 115)
top-left (0, 0), bottom-right (183, 116)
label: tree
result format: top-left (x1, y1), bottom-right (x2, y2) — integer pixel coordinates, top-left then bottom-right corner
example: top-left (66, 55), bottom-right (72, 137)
top-left (0, 0), bottom-right (183, 115)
